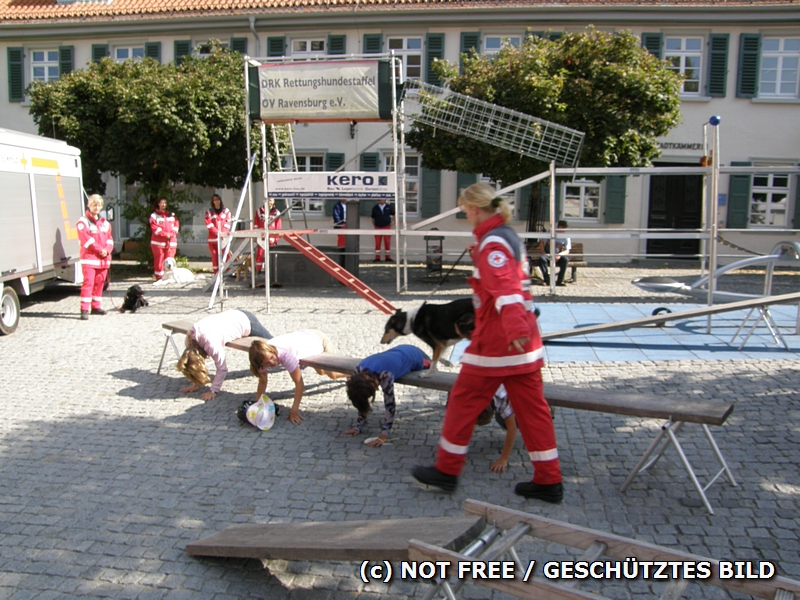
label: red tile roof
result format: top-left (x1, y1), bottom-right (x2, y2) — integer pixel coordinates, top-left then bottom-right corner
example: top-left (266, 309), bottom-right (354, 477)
top-left (0, 0), bottom-right (796, 23)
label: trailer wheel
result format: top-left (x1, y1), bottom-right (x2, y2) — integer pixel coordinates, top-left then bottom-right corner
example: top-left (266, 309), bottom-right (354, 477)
top-left (0, 286), bottom-right (20, 335)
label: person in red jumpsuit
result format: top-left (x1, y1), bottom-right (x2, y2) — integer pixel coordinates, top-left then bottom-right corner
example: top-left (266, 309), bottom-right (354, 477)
top-left (76, 194), bottom-right (114, 320)
top-left (149, 197), bottom-right (180, 280)
top-left (413, 183), bottom-right (563, 503)
top-left (204, 194), bottom-right (231, 275)
top-left (255, 197), bottom-right (281, 273)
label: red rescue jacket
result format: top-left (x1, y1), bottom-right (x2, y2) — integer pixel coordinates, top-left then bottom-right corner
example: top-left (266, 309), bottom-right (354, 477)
top-left (149, 209), bottom-right (180, 248)
top-left (76, 211), bottom-right (113, 269)
top-left (204, 207), bottom-right (232, 243)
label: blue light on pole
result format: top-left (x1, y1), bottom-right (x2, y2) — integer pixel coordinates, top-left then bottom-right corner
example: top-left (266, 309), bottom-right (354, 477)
top-left (709, 115), bottom-right (721, 126)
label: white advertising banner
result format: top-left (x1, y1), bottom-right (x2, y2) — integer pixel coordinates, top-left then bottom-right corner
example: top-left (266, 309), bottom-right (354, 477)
top-left (258, 61), bottom-right (381, 122)
top-left (268, 171), bottom-right (396, 199)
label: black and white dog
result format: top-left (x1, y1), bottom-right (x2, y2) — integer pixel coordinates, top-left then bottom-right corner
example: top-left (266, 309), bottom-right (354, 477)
top-left (381, 298), bottom-right (475, 377)
top-left (119, 285), bottom-right (149, 313)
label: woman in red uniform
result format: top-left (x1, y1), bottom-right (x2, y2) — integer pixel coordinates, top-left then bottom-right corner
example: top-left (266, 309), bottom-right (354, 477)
top-left (76, 194), bottom-right (114, 320)
top-left (413, 183), bottom-right (563, 503)
top-left (149, 197), bottom-right (180, 280)
top-left (204, 194), bottom-right (231, 275)
top-left (255, 197), bottom-right (281, 273)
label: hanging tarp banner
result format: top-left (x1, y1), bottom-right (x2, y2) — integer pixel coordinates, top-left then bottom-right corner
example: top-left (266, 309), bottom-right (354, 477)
top-left (256, 61), bottom-right (384, 122)
top-left (268, 171), bottom-right (396, 198)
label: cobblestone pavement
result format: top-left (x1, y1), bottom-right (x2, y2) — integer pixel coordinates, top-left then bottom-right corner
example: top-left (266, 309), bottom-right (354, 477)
top-left (1, 262), bottom-right (798, 599)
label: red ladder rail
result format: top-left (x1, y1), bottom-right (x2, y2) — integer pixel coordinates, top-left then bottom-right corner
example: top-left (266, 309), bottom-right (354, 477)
top-left (282, 233), bottom-right (397, 315)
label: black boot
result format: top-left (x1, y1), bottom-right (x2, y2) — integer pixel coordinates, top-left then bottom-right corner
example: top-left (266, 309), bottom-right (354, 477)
top-left (514, 481), bottom-right (563, 503)
top-left (412, 465), bottom-right (458, 493)
top-left (80, 311), bottom-right (89, 321)
top-left (91, 308), bottom-right (107, 315)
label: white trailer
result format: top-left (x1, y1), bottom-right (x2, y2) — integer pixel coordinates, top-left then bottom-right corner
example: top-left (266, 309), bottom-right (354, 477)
top-left (0, 128), bottom-right (84, 335)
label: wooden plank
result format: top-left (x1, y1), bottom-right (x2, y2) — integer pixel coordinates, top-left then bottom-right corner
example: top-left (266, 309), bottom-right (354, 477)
top-left (186, 516), bottom-right (485, 562)
top-left (542, 291), bottom-right (800, 341)
top-left (463, 500), bottom-right (800, 599)
top-left (162, 321), bottom-right (264, 353)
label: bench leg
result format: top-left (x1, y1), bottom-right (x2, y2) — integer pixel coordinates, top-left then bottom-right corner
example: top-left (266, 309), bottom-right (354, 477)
top-left (571, 266), bottom-right (578, 283)
top-left (157, 331), bottom-right (182, 375)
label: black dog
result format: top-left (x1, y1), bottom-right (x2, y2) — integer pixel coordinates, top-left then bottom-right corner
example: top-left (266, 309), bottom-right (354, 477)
top-left (119, 285), bottom-right (149, 313)
top-left (381, 298), bottom-right (475, 377)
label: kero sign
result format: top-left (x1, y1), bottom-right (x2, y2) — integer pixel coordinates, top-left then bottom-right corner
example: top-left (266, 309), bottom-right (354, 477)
top-left (267, 172), bottom-right (396, 199)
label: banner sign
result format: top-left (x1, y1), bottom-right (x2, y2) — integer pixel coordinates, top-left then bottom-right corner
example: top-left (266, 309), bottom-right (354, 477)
top-left (257, 61), bottom-right (383, 122)
top-left (268, 171), bottom-right (396, 199)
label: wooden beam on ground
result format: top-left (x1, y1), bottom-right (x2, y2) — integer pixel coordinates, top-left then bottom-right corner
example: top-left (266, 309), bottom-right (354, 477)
top-left (186, 516), bottom-right (485, 561)
top-left (541, 291), bottom-right (800, 341)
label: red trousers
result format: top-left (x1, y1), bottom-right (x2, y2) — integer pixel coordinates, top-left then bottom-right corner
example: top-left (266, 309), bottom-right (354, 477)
top-left (374, 226), bottom-right (391, 258)
top-left (435, 369), bottom-right (561, 484)
top-left (80, 265), bottom-right (107, 311)
top-left (208, 242), bottom-right (230, 274)
top-left (151, 243), bottom-right (176, 279)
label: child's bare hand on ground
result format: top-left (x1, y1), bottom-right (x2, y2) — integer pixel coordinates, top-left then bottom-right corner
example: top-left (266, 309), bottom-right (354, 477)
top-left (490, 458), bottom-right (508, 473)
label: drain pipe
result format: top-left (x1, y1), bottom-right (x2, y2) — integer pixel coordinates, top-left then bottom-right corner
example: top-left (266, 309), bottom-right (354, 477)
top-left (249, 16), bottom-right (260, 57)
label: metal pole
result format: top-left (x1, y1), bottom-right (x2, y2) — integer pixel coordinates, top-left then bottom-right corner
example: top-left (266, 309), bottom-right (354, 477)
top-left (706, 116), bottom-right (721, 333)
top-left (261, 121), bottom-right (271, 312)
top-left (549, 160), bottom-right (556, 295)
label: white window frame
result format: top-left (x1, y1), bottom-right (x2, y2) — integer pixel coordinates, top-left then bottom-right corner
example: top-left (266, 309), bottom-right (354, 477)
top-left (289, 154), bottom-right (325, 216)
top-left (483, 35), bottom-right (521, 57)
top-left (114, 45), bottom-right (145, 62)
top-left (562, 179), bottom-right (601, 221)
top-left (749, 166), bottom-right (792, 228)
top-left (385, 154), bottom-right (420, 216)
top-left (664, 36), bottom-right (704, 96)
top-left (759, 37), bottom-right (800, 98)
top-left (290, 38), bottom-right (327, 60)
top-left (386, 37), bottom-right (423, 81)
top-left (31, 49), bottom-right (60, 84)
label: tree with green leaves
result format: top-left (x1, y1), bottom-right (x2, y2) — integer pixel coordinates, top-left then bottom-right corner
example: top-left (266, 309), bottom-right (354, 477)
top-left (27, 41), bottom-right (270, 241)
top-left (406, 27), bottom-right (683, 187)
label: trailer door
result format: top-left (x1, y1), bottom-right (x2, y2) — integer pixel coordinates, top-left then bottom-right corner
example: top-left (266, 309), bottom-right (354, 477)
top-left (0, 171), bottom-right (37, 276)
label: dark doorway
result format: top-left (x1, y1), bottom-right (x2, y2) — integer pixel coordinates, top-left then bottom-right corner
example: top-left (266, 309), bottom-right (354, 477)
top-left (647, 165), bottom-right (703, 258)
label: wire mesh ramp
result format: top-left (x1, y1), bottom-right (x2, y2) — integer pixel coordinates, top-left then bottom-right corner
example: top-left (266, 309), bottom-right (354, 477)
top-left (403, 80), bottom-right (585, 167)
top-left (411, 499), bottom-right (800, 600)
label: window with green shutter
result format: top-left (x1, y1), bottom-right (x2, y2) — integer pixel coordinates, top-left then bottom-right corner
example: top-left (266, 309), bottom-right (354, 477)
top-left (267, 37), bottom-right (286, 58)
top-left (144, 42), bottom-right (161, 63)
top-left (58, 46), bottom-right (73, 77)
top-left (363, 34), bottom-right (382, 54)
top-left (7, 47), bottom-right (24, 102)
top-left (174, 40), bottom-right (192, 65)
top-left (604, 176), bottom-right (626, 224)
top-left (736, 34), bottom-right (761, 98)
top-left (460, 32), bottom-right (480, 73)
top-left (359, 153), bottom-right (381, 215)
top-left (328, 35), bottom-right (346, 55)
top-left (420, 168), bottom-right (441, 218)
top-left (456, 172), bottom-right (477, 219)
top-left (641, 33), bottom-right (663, 59)
top-left (91, 44), bottom-right (109, 63)
top-left (707, 34), bottom-right (729, 97)
top-left (518, 184), bottom-right (532, 222)
top-left (230, 37), bottom-right (248, 55)
top-left (425, 33), bottom-right (445, 85)
top-left (727, 161), bottom-right (752, 228)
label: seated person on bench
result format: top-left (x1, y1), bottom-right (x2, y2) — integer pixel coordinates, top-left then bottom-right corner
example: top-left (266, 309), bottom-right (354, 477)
top-left (342, 345), bottom-right (431, 447)
top-left (249, 330), bottom-right (346, 425)
top-left (538, 220), bottom-right (570, 286)
top-left (177, 310), bottom-right (272, 402)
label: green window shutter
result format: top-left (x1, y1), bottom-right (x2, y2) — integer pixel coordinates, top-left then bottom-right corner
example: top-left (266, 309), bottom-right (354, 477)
top-left (174, 40), bottom-right (192, 65)
top-left (363, 33), bottom-right (382, 54)
top-left (58, 46), bottom-right (73, 77)
top-left (324, 153), bottom-right (346, 217)
top-left (727, 161), bottom-right (752, 228)
top-left (707, 34), bottom-right (729, 98)
top-left (230, 37), bottom-right (248, 54)
top-left (328, 35), bottom-right (346, 55)
top-left (737, 34), bottom-right (761, 98)
top-left (420, 168), bottom-right (441, 219)
top-left (456, 172), bottom-right (477, 219)
top-left (7, 47), bottom-right (24, 103)
top-left (518, 183), bottom-right (532, 222)
top-left (425, 33), bottom-right (445, 86)
top-left (793, 167), bottom-right (800, 229)
top-left (460, 31), bottom-right (480, 72)
top-left (539, 183), bottom-right (551, 222)
top-left (144, 42), bottom-right (161, 63)
top-left (267, 36), bottom-right (286, 57)
top-left (641, 33), bottom-right (662, 59)
top-left (604, 176), bottom-right (626, 224)
top-left (91, 44), bottom-right (109, 64)
top-left (360, 153), bottom-right (381, 216)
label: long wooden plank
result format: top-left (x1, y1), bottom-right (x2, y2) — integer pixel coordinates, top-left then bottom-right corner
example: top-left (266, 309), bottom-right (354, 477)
top-left (463, 500), bottom-right (800, 599)
top-left (163, 320), bottom-right (264, 352)
top-left (186, 516), bottom-right (485, 562)
top-left (541, 291), bottom-right (800, 341)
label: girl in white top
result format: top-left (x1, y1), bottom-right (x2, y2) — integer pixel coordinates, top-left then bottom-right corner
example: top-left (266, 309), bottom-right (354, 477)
top-left (249, 330), bottom-right (345, 424)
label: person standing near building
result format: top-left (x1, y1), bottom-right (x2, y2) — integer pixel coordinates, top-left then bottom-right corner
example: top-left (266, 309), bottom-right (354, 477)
top-left (75, 194), bottom-right (113, 320)
top-left (255, 198), bottom-right (282, 273)
top-left (332, 198), bottom-right (347, 248)
top-left (371, 198), bottom-right (394, 262)
top-left (204, 194), bottom-right (231, 275)
top-left (149, 196), bottom-right (180, 281)
top-left (539, 220), bottom-right (571, 287)
top-left (412, 183), bottom-right (563, 503)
